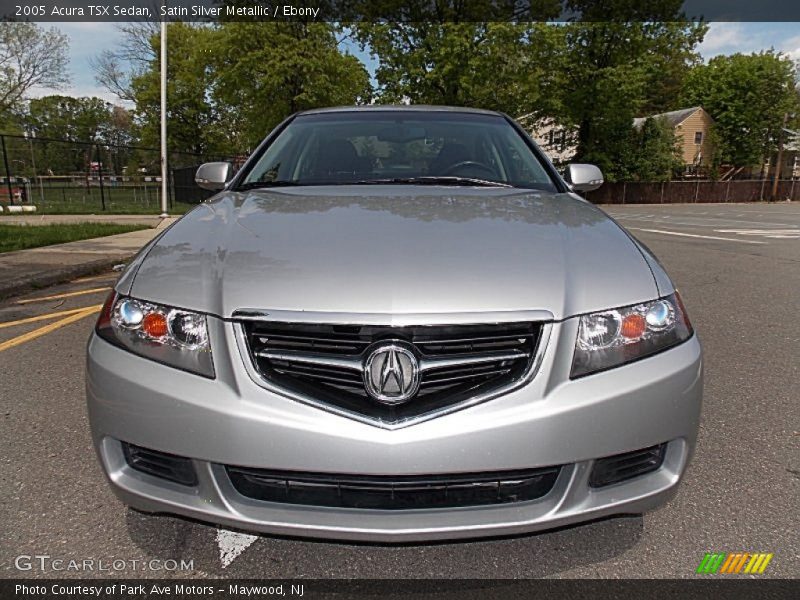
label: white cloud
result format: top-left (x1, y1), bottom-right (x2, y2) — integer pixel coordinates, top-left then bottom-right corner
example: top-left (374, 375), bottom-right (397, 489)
top-left (781, 35), bottom-right (800, 61)
top-left (699, 23), bottom-right (746, 55)
top-left (26, 84), bottom-right (128, 106)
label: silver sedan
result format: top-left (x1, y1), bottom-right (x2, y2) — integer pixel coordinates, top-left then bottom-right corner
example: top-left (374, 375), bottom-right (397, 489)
top-left (86, 106), bottom-right (702, 541)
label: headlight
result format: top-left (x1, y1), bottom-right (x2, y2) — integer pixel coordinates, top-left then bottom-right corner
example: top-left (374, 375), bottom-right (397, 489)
top-left (571, 292), bottom-right (693, 378)
top-left (95, 292), bottom-right (215, 378)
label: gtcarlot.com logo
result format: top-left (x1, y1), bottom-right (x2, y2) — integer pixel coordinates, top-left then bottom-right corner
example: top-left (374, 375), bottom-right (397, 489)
top-left (696, 552), bottom-right (774, 574)
top-left (14, 555), bottom-right (194, 572)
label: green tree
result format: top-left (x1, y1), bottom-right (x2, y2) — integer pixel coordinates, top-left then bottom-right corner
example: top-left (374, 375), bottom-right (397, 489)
top-left (350, 0), bottom-right (562, 117)
top-left (27, 96), bottom-right (112, 142)
top-left (127, 22), bottom-right (371, 156)
top-left (353, 21), bottom-right (563, 119)
top-left (618, 117), bottom-right (682, 181)
top-left (556, 3), bottom-right (706, 179)
top-left (25, 95), bottom-right (114, 175)
top-left (209, 22), bottom-right (372, 150)
top-left (681, 51), bottom-right (800, 168)
top-left (0, 22), bottom-right (70, 118)
top-left (130, 23), bottom-right (223, 159)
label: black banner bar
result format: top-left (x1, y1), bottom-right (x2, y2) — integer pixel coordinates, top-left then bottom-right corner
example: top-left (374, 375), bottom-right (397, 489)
top-left (3, 1), bottom-right (800, 23)
top-left (2, 579), bottom-right (799, 600)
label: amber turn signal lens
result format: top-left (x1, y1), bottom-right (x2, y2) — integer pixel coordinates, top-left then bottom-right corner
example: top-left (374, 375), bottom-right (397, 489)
top-left (142, 312), bottom-right (168, 338)
top-left (621, 313), bottom-right (646, 339)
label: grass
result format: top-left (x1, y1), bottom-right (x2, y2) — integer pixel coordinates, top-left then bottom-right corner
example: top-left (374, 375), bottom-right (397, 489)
top-left (7, 184), bottom-right (199, 215)
top-left (0, 223), bottom-right (151, 253)
top-left (21, 201), bottom-right (198, 215)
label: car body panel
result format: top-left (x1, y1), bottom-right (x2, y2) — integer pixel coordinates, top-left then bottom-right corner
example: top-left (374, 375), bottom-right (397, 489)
top-left (87, 319), bottom-right (702, 541)
top-left (128, 187), bottom-right (657, 320)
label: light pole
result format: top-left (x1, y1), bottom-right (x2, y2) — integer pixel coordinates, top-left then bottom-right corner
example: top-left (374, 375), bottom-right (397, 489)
top-left (159, 5), bottom-right (169, 217)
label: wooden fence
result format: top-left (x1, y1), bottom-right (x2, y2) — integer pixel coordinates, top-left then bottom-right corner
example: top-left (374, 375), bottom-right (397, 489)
top-left (584, 179), bottom-right (800, 204)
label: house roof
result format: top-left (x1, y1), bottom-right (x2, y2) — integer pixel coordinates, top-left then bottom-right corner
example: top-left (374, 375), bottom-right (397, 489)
top-left (633, 107), bottom-right (704, 129)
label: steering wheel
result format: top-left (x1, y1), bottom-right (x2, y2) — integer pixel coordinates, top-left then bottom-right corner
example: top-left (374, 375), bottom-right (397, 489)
top-left (441, 161), bottom-right (496, 177)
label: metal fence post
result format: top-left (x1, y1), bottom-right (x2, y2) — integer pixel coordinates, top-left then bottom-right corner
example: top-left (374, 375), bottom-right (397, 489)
top-left (1, 135), bottom-right (14, 204)
top-left (96, 143), bottom-right (106, 211)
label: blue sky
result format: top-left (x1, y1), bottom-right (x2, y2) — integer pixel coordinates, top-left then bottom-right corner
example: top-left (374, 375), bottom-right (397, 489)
top-left (32, 22), bottom-right (800, 105)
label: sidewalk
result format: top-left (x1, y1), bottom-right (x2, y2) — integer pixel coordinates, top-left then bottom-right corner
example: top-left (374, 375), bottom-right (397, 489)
top-left (0, 217), bottom-right (178, 299)
top-left (0, 214), bottom-right (166, 227)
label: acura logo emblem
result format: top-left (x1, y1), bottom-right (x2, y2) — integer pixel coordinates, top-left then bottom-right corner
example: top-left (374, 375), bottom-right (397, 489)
top-left (363, 342), bottom-right (420, 405)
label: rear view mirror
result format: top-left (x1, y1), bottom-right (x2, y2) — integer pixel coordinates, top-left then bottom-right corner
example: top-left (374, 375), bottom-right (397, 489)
top-left (565, 163), bottom-right (604, 192)
top-left (195, 162), bottom-right (232, 191)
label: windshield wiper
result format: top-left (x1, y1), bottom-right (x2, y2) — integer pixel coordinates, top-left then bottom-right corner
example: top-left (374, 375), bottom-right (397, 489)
top-left (353, 176), bottom-right (512, 188)
top-left (237, 180), bottom-right (300, 190)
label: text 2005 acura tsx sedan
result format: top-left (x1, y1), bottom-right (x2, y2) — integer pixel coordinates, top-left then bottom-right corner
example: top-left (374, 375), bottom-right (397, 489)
top-left (86, 106), bottom-right (702, 541)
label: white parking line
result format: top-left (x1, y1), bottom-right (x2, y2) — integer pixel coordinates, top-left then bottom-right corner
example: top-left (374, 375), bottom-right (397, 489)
top-left (629, 228), bottom-right (766, 244)
top-left (216, 529), bottom-right (258, 568)
top-left (616, 215), bottom-right (796, 228)
top-left (715, 229), bottom-right (800, 239)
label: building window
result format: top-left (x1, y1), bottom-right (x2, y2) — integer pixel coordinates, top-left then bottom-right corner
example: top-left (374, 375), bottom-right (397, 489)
top-left (694, 131), bottom-right (703, 145)
top-left (556, 130), bottom-right (567, 151)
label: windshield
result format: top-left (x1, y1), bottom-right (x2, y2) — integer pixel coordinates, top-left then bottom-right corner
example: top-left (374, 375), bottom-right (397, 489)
top-left (238, 111), bottom-right (558, 191)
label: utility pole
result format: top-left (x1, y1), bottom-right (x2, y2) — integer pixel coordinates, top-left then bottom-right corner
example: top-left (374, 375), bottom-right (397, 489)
top-left (770, 112), bottom-right (789, 202)
top-left (159, 6), bottom-right (169, 217)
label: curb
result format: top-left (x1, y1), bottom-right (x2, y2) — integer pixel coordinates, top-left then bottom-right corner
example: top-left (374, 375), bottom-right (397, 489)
top-left (0, 255), bottom-right (131, 301)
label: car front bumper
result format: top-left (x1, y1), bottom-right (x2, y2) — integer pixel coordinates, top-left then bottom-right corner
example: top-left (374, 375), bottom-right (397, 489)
top-left (86, 318), bottom-right (703, 542)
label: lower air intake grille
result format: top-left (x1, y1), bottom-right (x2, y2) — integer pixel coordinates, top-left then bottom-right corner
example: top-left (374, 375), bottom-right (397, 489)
top-left (241, 321), bottom-right (543, 424)
top-left (589, 443), bottom-right (667, 488)
top-left (226, 466), bottom-right (561, 510)
top-left (122, 442), bottom-right (197, 487)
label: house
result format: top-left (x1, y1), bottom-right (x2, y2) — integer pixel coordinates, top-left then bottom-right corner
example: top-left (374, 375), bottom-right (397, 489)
top-left (764, 128), bottom-right (800, 180)
top-left (524, 108), bottom-right (716, 171)
top-left (519, 116), bottom-right (577, 167)
top-left (633, 106), bottom-right (714, 172)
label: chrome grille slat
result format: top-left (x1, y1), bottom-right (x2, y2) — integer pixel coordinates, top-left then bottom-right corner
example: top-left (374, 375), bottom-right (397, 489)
top-left (243, 321), bottom-right (542, 424)
top-left (419, 350), bottom-right (528, 371)
top-left (422, 362), bottom-right (513, 381)
top-left (275, 368), bottom-right (364, 387)
top-left (257, 350), bottom-right (363, 371)
top-left (420, 368), bottom-right (512, 385)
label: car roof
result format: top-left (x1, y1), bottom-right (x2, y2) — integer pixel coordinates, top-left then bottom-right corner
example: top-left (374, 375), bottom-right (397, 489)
top-left (297, 105), bottom-right (505, 117)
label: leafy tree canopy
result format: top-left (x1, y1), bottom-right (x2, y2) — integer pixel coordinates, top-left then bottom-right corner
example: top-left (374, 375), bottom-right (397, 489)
top-left (0, 22), bottom-right (70, 118)
top-left (616, 117), bottom-right (682, 182)
top-left (681, 51), bottom-right (800, 167)
top-left (130, 22), bottom-right (371, 155)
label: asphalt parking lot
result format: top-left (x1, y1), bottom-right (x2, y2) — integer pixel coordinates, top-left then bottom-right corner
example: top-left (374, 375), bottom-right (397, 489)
top-left (1, 202), bottom-right (798, 579)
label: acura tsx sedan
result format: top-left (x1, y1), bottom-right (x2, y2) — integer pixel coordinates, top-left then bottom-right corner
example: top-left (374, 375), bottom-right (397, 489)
top-left (86, 106), bottom-right (702, 541)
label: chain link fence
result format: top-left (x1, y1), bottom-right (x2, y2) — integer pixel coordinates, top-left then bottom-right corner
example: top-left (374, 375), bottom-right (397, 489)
top-left (0, 133), bottom-right (236, 214)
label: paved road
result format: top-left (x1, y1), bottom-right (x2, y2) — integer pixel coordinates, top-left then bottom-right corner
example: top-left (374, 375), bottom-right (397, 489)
top-left (1, 203), bottom-right (798, 579)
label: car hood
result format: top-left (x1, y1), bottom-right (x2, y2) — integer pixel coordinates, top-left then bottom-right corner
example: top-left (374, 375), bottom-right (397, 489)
top-left (127, 186), bottom-right (659, 321)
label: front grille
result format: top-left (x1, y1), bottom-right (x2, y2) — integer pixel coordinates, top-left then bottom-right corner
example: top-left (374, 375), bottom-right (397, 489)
top-left (122, 442), bottom-right (197, 486)
top-left (226, 466), bottom-right (561, 510)
top-left (589, 443), bottom-right (667, 488)
top-left (241, 321), bottom-right (542, 423)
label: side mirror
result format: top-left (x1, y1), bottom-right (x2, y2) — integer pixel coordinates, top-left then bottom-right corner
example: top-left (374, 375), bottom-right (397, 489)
top-left (564, 163), bottom-right (604, 192)
top-left (195, 162), bottom-right (232, 191)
